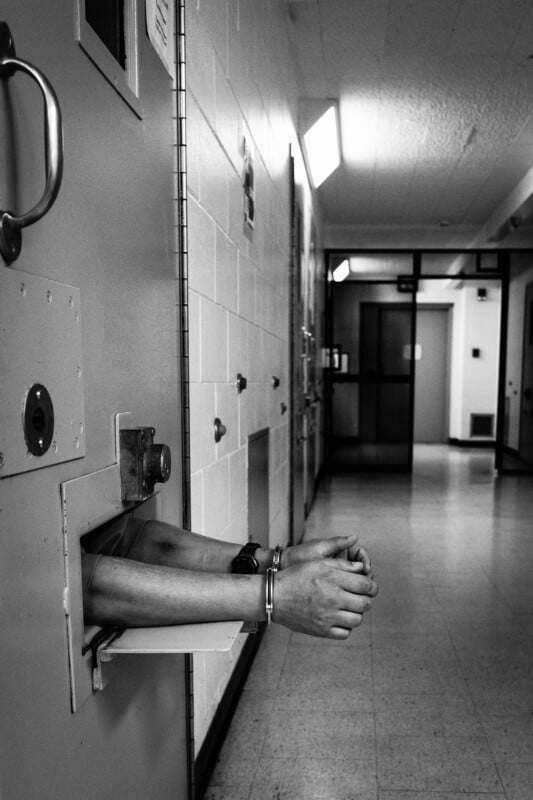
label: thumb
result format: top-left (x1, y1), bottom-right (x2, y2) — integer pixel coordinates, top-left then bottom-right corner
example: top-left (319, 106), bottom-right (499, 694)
top-left (324, 534), bottom-right (359, 557)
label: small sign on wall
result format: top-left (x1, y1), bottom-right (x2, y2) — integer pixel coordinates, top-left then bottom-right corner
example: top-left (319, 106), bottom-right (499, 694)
top-left (243, 136), bottom-right (255, 232)
top-left (146, 0), bottom-right (176, 80)
top-left (403, 343), bottom-right (422, 360)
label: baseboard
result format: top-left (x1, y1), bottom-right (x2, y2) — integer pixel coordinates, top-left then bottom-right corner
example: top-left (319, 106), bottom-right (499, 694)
top-left (448, 437), bottom-right (495, 449)
top-left (194, 625), bottom-right (265, 799)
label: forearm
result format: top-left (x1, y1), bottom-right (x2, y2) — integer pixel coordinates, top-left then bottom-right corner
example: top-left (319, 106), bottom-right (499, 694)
top-left (83, 555), bottom-right (266, 627)
top-left (149, 526), bottom-right (273, 573)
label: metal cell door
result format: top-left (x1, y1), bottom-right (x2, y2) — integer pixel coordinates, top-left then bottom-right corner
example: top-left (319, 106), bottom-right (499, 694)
top-left (0, 4), bottom-right (187, 799)
top-left (289, 155), bottom-right (305, 544)
top-left (519, 281), bottom-right (533, 464)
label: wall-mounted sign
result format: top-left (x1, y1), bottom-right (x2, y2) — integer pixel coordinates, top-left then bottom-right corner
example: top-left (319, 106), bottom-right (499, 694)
top-left (146, 0), bottom-right (175, 80)
top-left (243, 136), bottom-right (255, 231)
top-left (403, 343), bottom-right (422, 360)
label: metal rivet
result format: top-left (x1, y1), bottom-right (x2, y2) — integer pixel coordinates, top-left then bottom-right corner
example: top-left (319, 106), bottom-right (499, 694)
top-left (0, 452), bottom-right (4, 469)
top-left (20, 283), bottom-right (26, 296)
top-left (47, 290), bottom-right (53, 303)
top-left (52, 441), bottom-right (58, 453)
top-left (74, 437), bottom-right (80, 449)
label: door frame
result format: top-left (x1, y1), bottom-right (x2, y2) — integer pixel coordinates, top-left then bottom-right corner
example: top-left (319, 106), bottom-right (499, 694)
top-left (324, 249), bottom-right (520, 474)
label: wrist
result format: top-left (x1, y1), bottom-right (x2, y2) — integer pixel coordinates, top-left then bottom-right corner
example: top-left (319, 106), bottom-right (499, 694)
top-left (254, 547), bottom-right (274, 574)
top-left (253, 544), bottom-right (286, 575)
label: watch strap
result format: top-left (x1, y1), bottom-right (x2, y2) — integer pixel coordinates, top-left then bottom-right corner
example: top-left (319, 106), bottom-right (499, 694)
top-left (231, 541), bottom-right (261, 573)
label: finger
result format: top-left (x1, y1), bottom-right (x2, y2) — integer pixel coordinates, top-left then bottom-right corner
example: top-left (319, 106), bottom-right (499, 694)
top-left (339, 571), bottom-right (379, 596)
top-left (338, 592), bottom-right (373, 615)
top-left (322, 557), bottom-right (365, 573)
top-left (328, 626), bottom-right (352, 640)
top-left (349, 544), bottom-right (372, 572)
top-left (335, 610), bottom-right (364, 629)
top-left (328, 614), bottom-right (364, 639)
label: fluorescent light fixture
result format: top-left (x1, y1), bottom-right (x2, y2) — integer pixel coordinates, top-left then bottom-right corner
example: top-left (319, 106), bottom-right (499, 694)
top-left (332, 259), bottom-right (350, 282)
top-left (303, 105), bottom-right (341, 188)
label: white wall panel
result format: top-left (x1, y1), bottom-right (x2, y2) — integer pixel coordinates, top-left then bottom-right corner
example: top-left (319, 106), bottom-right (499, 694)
top-left (188, 197), bottom-right (216, 298)
top-left (186, 0), bottom-right (302, 753)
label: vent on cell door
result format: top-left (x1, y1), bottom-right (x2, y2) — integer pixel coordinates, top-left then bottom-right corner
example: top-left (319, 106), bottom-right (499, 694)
top-left (470, 413), bottom-right (494, 437)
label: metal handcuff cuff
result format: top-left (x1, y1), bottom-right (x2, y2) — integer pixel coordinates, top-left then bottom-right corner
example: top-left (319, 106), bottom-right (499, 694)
top-left (266, 545), bottom-right (283, 624)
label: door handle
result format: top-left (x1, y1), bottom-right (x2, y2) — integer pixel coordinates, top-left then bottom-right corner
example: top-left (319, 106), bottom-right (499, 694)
top-left (0, 22), bottom-right (63, 264)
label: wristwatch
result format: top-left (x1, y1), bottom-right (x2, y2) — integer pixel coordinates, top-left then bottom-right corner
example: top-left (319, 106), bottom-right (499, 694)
top-left (231, 542), bottom-right (261, 574)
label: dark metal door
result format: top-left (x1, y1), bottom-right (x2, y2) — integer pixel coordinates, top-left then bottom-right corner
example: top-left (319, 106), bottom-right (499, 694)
top-left (289, 156), bottom-right (305, 543)
top-left (358, 302), bottom-right (416, 469)
top-left (519, 281), bottom-right (533, 464)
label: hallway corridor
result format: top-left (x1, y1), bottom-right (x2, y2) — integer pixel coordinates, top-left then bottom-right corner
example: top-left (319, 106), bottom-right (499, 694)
top-left (205, 446), bottom-right (533, 800)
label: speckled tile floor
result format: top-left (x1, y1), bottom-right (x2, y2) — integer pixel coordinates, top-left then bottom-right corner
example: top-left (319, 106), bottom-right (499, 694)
top-left (204, 445), bottom-right (533, 800)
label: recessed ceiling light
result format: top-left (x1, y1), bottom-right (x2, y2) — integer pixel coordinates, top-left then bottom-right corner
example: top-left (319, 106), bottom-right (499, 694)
top-left (302, 105), bottom-right (341, 188)
top-left (332, 259), bottom-right (350, 282)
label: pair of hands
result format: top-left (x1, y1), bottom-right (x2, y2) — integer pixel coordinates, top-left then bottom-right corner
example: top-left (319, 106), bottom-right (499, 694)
top-left (272, 534), bottom-right (378, 640)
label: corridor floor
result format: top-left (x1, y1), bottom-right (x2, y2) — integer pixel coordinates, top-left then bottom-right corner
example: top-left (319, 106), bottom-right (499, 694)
top-left (205, 446), bottom-right (533, 800)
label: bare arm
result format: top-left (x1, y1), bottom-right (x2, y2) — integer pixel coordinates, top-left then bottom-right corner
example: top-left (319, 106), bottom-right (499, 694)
top-left (83, 552), bottom-right (378, 639)
top-left (128, 522), bottom-right (275, 573)
top-left (132, 521), bottom-right (373, 577)
top-left (83, 555), bottom-right (265, 627)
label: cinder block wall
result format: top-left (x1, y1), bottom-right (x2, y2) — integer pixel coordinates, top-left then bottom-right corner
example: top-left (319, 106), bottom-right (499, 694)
top-left (185, 0), bottom-right (301, 751)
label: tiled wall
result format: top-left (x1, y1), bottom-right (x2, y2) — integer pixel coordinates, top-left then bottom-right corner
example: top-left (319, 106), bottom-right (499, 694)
top-left (185, 0), bottom-right (302, 751)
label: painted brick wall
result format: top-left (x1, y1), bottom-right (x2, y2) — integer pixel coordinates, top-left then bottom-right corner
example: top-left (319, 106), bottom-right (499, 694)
top-left (185, 0), bottom-right (300, 751)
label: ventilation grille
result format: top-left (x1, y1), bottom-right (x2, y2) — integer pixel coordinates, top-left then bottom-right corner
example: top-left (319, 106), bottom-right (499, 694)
top-left (470, 413), bottom-right (494, 438)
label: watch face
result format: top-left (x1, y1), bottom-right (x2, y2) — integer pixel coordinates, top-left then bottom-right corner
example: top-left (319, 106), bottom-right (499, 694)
top-left (232, 542), bottom-right (260, 574)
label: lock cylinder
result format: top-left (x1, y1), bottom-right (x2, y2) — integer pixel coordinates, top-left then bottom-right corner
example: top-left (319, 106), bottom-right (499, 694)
top-left (144, 442), bottom-right (171, 484)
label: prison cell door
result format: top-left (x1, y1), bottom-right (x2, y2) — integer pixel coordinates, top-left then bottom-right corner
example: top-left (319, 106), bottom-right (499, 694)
top-left (289, 156), bottom-right (305, 543)
top-left (0, 4), bottom-right (187, 799)
top-left (519, 281), bottom-right (533, 464)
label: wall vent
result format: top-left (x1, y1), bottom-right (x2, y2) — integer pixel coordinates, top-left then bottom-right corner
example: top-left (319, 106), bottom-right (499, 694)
top-left (470, 413), bottom-right (494, 438)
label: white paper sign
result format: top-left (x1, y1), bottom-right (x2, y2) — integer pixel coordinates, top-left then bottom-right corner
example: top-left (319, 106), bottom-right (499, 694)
top-left (403, 344), bottom-right (422, 360)
top-left (146, 0), bottom-right (176, 80)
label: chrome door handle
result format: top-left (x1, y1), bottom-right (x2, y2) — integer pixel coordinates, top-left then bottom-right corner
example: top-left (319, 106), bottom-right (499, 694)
top-left (0, 22), bottom-right (63, 264)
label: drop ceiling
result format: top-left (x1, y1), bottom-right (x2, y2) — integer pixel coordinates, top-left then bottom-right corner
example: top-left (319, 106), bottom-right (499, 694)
top-left (286, 0), bottom-right (533, 248)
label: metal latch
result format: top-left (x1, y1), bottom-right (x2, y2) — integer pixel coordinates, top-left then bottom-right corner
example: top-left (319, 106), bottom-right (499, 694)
top-left (119, 427), bottom-right (171, 502)
top-left (82, 626), bottom-right (125, 692)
